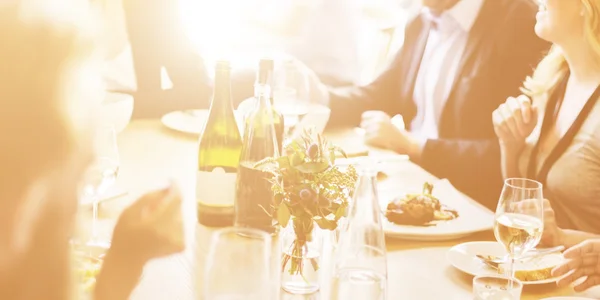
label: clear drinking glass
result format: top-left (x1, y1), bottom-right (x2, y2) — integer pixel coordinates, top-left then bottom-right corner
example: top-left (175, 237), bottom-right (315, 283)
top-left (331, 163), bottom-right (387, 300)
top-left (78, 125), bottom-right (120, 249)
top-left (272, 59), bottom-right (310, 139)
top-left (473, 275), bottom-right (523, 300)
top-left (204, 228), bottom-right (272, 300)
top-left (493, 178), bottom-right (544, 281)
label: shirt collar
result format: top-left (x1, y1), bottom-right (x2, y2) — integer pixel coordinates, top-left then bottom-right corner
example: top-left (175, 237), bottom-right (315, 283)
top-left (423, 0), bottom-right (484, 32)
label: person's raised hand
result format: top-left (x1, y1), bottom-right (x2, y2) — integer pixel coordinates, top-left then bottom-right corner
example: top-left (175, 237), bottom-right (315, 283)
top-left (110, 182), bottom-right (185, 266)
top-left (492, 95), bottom-right (538, 154)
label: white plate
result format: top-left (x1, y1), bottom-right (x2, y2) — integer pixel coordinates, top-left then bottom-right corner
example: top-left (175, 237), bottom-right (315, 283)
top-left (160, 109), bottom-right (245, 136)
top-left (447, 241), bottom-right (563, 285)
top-left (380, 179), bottom-right (493, 241)
top-left (541, 296), bottom-right (594, 300)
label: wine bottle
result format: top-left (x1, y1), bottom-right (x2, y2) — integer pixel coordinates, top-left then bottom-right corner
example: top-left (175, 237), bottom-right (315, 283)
top-left (196, 60), bottom-right (243, 227)
top-left (258, 59), bottom-right (285, 151)
top-left (234, 59), bottom-right (282, 234)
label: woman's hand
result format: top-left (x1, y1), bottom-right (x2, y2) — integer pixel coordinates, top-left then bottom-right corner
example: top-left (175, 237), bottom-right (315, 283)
top-left (552, 239), bottom-right (600, 291)
top-left (110, 182), bottom-right (185, 265)
top-left (492, 95), bottom-right (538, 154)
top-left (95, 182), bottom-right (185, 300)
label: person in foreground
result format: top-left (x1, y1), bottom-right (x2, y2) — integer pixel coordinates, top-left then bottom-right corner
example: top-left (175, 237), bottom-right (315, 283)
top-left (0, 3), bottom-right (184, 300)
top-left (493, 0), bottom-right (600, 233)
top-left (307, 0), bottom-right (549, 205)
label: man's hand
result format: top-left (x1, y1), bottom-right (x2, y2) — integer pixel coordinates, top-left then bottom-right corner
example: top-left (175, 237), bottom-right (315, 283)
top-left (360, 111), bottom-right (422, 159)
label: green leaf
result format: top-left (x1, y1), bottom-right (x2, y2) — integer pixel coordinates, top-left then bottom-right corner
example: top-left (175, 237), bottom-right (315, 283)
top-left (294, 161), bottom-right (330, 174)
top-left (290, 152), bottom-right (305, 167)
top-left (314, 217), bottom-right (337, 230)
top-left (277, 202), bottom-right (291, 228)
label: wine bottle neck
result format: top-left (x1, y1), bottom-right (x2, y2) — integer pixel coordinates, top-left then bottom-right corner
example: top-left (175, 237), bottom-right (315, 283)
top-left (254, 83), bottom-right (272, 109)
top-left (211, 69), bottom-right (233, 112)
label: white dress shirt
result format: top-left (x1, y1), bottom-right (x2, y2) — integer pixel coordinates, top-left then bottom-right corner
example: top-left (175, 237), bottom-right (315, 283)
top-left (410, 0), bottom-right (484, 141)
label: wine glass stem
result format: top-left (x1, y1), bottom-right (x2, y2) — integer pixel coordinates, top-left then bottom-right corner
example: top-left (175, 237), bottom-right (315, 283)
top-left (91, 195), bottom-right (99, 243)
top-left (508, 254), bottom-right (516, 288)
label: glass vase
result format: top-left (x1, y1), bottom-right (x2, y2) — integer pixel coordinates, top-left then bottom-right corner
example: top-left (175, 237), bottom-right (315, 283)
top-left (280, 220), bottom-right (323, 295)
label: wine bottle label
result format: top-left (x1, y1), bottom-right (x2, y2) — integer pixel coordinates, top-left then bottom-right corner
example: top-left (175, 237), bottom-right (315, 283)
top-left (196, 167), bottom-right (237, 207)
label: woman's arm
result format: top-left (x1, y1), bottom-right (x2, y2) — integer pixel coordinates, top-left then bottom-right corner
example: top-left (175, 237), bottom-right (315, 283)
top-left (93, 248), bottom-right (145, 300)
top-left (499, 146), bottom-right (523, 179)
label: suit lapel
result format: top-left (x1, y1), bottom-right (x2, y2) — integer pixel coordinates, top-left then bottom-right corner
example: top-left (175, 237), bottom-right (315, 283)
top-left (445, 0), bottom-right (495, 108)
top-left (400, 15), bottom-right (430, 103)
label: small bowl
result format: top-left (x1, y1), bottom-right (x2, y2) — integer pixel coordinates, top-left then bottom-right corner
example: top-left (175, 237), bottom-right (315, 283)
top-left (100, 92), bottom-right (134, 133)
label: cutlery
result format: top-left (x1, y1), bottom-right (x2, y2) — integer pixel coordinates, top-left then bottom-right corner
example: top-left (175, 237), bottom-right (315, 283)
top-left (476, 245), bottom-right (565, 268)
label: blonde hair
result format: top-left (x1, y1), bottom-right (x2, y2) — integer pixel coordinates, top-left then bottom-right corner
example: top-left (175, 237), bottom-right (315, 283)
top-left (522, 0), bottom-right (600, 97)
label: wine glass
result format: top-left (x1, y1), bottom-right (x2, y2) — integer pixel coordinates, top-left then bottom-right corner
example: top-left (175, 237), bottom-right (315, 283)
top-left (273, 59), bottom-right (310, 140)
top-left (203, 228), bottom-right (272, 300)
top-left (493, 178), bottom-right (544, 282)
top-left (78, 125), bottom-right (120, 249)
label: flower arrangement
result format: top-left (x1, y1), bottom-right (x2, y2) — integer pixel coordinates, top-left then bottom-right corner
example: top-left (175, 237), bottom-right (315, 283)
top-left (255, 129), bottom-right (358, 279)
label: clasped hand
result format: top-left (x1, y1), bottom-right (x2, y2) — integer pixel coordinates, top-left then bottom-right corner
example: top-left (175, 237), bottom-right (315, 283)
top-left (492, 95), bottom-right (538, 153)
top-left (360, 111), bottom-right (420, 158)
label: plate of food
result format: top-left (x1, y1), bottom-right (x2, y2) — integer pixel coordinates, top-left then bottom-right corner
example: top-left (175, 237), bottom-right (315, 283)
top-left (379, 179), bottom-right (493, 241)
top-left (447, 241), bottom-right (566, 285)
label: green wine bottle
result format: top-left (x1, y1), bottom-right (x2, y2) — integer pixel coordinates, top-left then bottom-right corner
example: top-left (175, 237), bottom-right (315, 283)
top-left (196, 60), bottom-right (243, 227)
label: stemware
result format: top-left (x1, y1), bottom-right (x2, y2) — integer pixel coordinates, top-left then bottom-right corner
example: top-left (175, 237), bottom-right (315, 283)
top-left (473, 274), bottom-right (523, 300)
top-left (77, 125), bottom-right (120, 249)
top-left (203, 228), bottom-right (272, 300)
top-left (272, 59), bottom-right (310, 140)
top-left (493, 178), bottom-right (544, 281)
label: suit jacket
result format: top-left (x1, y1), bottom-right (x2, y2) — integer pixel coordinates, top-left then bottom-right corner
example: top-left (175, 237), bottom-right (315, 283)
top-left (327, 0), bottom-right (550, 208)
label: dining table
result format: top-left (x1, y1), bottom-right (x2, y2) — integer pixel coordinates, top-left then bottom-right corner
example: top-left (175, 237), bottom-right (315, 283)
top-left (94, 119), bottom-right (600, 300)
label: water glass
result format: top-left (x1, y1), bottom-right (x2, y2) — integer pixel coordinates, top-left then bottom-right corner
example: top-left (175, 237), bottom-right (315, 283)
top-left (204, 228), bottom-right (272, 300)
top-left (473, 275), bottom-right (522, 300)
top-left (331, 165), bottom-right (387, 300)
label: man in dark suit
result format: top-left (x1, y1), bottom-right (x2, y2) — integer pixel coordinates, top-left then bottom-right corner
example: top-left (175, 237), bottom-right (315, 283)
top-left (314, 0), bottom-right (550, 207)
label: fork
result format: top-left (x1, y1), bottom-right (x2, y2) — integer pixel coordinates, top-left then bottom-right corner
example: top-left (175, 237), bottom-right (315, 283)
top-left (476, 245), bottom-right (565, 268)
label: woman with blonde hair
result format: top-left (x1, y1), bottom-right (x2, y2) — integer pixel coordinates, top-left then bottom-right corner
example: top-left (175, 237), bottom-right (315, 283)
top-left (0, 2), bottom-right (184, 300)
top-left (493, 0), bottom-right (600, 292)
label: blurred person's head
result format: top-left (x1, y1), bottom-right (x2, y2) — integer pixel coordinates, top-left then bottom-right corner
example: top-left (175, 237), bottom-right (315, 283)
top-left (0, 1), bottom-right (102, 298)
top-left (523, 0), bottom-right (600, 95)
